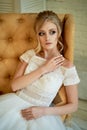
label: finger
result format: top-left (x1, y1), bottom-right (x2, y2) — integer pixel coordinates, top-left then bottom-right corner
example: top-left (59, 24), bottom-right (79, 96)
top-left (21, 108), bottom-right (33, 115)
top-left (21, 111), bottom-right (33, 117)
top-left (21, 109), bottom-right (31, 113)
top-left (53, 59), bottom-right (64, 66)
top-left (55, 58), bottom-right (64, 64)
top-left (56, 61), bottom-right (64, 67)
top-left (55, 56), bottom-right (64, 61)
top-left (21, 108), bottom-right (31, 112)
top-left (24, 115), bottom-right (34, 120)
top-left (57, 57), bottom-right (64, 63)
top-left (21, 111), bottom-right (33, 118)
top-left (53, 56), bottom-right (64, 63)
top-left (26, 116), bottom-right (36, 120)
top-left (22, 111), bottom-right (34, 118)
top-left (54, 55), bottom-right (62, 59)
top-left (22, 112), bottom-right (33, 117)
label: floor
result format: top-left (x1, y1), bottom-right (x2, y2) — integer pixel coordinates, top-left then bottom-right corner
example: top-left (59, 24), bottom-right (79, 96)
top-left (72, 99), bottom-right (87, 130)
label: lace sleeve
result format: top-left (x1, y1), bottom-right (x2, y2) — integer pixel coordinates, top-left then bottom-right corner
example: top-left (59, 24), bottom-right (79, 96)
top-left (63, 66), bottom-right (80, 86)
top-left (19, 49), bottom-right (35, 63)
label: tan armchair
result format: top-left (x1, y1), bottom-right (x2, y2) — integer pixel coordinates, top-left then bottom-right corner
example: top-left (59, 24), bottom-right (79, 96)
top-left (0, 13), bottom-right (75, 121)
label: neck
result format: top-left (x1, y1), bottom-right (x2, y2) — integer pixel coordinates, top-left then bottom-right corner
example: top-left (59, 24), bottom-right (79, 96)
top-left (43, 48), bottom-right (60, 59)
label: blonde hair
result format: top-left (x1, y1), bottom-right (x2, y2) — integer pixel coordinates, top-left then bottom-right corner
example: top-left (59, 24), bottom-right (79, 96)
top-left (34, 10), bottom-right (64, 53)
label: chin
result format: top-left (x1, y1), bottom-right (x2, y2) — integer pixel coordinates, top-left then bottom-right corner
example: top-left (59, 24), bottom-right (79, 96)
top-left (44, 45), bottom-right (54, 50)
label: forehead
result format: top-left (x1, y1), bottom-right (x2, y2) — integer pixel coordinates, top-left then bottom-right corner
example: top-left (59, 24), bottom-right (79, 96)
top-left (39, 21), bottom-right (57, 31)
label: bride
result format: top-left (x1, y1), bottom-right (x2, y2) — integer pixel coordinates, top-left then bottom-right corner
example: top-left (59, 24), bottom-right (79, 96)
top-left (0, 10), bottom-right (80, 130)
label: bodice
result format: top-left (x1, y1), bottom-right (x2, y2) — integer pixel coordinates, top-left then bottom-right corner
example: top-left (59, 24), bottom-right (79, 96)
top-left (17, 50), bottom-right (80, 106)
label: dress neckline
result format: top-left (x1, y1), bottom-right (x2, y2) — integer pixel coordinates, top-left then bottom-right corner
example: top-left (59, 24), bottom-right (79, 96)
top-left (33, 55), bottom-right (75, 70)
top-left (32, 49), bottom-right (75, 70)
top-left (34, 55), bottom-right (46, 61)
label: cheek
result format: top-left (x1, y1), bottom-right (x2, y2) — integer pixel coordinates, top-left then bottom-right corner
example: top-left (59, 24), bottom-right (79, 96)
top-left (39, 37), bottom-right (45, 44)
top-left (52, 35), bottom-right (58, 42)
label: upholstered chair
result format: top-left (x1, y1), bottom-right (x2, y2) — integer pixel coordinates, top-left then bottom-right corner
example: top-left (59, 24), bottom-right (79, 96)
top-left (0, 13), bottom-right (75, 121)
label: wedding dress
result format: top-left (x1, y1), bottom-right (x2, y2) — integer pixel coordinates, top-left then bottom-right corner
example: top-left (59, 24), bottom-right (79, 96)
top-left (0, 49), bottom-right (80, 130)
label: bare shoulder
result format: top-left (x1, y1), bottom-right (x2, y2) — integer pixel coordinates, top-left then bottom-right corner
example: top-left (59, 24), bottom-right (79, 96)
top-left (62, 59), bottom-right (74, 68)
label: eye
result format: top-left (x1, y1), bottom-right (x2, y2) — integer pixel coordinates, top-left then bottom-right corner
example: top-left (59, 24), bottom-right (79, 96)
top-left (38, 32), bottom-right (45, 36)
top-left (49, 30), bottom-right (56, 35)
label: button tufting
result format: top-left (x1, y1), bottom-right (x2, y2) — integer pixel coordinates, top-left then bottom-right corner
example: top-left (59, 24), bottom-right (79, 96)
top-left (8, 37), bottom-right (13, 42)
top-left (27, 37), bottom-right (33, 42)
top-left (8, 74), bottom-right (13, 80)
top-left (0, 57), bottom-right (3, 61)
top-left (9, 75), bottom-right (13, 80)
top-left (0, 19), bottom-right (4, 23)
top-left (17, 18), bottom-right (24, 23)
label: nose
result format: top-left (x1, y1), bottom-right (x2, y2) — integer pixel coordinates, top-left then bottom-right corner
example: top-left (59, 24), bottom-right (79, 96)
top-left (45, 33), bottom-right (50, 41)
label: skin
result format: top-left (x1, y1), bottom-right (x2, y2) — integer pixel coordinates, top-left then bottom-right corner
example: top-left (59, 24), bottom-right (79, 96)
top-left (11, 21), bottom-right (78, 121)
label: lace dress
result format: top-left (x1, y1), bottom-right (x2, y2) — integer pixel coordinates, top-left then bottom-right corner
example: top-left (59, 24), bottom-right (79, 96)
top-left (0, 49), bottom-right (80, 130)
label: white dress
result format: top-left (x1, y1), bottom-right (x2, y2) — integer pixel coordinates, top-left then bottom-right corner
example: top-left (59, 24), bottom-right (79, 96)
top-left (0, 49), bottom-right (80, 130)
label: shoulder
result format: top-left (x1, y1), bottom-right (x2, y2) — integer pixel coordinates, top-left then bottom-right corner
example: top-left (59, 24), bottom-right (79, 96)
top-left (62, 59), bottom-right (80, 86)
top-left (62, 59), bottom-right (74, 68)
top-left (19, 49), bottom-right (35, 63)
top-left (21, 49), bottom-right (35, 57)
top-left (23, 49), bottom-right (35, 55)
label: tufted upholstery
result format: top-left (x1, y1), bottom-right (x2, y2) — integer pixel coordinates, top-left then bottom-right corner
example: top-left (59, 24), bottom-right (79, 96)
top-left (0, 13), bottom-right (74, 120)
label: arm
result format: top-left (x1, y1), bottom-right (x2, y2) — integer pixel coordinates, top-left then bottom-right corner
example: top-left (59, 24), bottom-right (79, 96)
top-left (21, 60), bottom-right (79, 120)
top-left (11, 61), bottom-right (46, 91)
top-left (11, 55), bottom-right (64, 91)
top-left (21, 84), bottom-right (78, 120)
top-left (45, 84), bottom-right (78, 115)
top-left (45, 60), bottom-right (79, 115)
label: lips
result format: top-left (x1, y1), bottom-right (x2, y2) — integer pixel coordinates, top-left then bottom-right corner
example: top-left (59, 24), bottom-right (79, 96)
top-left (45, 42), bottom-right (52, 45)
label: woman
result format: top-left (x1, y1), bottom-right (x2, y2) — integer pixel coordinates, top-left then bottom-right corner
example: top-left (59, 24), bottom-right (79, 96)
top-left (0, 11), bottom-right (80, 130)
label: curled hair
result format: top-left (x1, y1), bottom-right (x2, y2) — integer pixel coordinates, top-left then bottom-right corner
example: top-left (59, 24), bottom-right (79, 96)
top-left (58, 40), bottom-right (64, 53)
top-left (34, 10), bottom-right (64, 53)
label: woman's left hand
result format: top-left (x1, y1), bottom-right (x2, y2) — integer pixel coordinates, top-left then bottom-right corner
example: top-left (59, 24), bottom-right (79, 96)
top-left (21, 106), bottom-right (46, 120)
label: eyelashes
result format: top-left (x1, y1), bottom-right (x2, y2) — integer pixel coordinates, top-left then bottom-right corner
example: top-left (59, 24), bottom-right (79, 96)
top-left (50, 30), bottom-right (56, 35)
top-left (38, 30), bottom-right (56, 36)
top-left (38, 32), bottom-right (45, 36)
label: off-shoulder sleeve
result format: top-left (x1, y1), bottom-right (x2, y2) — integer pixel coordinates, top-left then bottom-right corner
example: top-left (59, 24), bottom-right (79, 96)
top-left (63, 66), bottom-right (80, 86)
top-left (19, 49), bottom-right (35, 63)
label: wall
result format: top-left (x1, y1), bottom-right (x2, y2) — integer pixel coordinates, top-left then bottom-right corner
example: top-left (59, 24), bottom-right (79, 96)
top-left (0, 0), bottom-right (14, 12)
top-left (20, 0), bottom-right (46, 13)
top-left (0, 0), bottom-right (46, 13)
